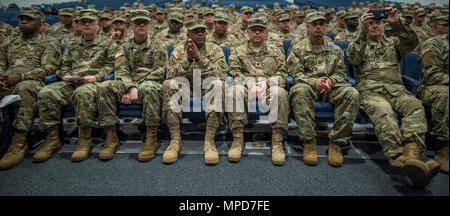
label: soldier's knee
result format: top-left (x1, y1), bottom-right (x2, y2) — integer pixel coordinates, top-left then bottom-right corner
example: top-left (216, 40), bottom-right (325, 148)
top-left (12, 81), bottom-right (37, 94)
top-left (343, 87), bottom-right (360, 101)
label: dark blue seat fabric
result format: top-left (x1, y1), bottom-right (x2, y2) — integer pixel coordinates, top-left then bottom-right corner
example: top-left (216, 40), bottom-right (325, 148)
top-left (325, 33), bottom-right (335, 41)
top-left (221, 46), bottom-right (229, 65)
top-left (401, 51), bottom-right (421, 93)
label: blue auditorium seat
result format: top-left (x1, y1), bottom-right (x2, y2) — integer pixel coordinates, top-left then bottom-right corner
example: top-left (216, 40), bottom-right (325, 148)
top-left (221, 46), bottom-right (229, 65)
top-left (401, 51), bottom-right (421, 93)
top-left (325, 33), bottom-right (335, 41)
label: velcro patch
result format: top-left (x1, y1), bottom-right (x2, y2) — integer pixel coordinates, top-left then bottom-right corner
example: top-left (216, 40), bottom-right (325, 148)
top-left (115, 50), bottom-right (124, 59)
top-left (172, 50), bottom-right (180, 60)
top-left (229, 55), bottom-right (236, 61)
top-left (421, 47), bottom-right (431, 55)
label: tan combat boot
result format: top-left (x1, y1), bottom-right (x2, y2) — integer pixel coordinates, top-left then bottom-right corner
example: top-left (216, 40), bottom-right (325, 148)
top-left (0, 131), bottom-right (28, 170)
top-left (328, 140), bottom-right (344, 167)
top-left (271, 129), bottom-right (285, 166)
top-left (392, 142), bottom-right (432, 188)
top-left (435, 140), bottom-right (449, 173)
top-left (204, 126), bottom-right (219, 165)
top-left (99, 126), bottom-right (120, 160)
top-left (71, 127), bottom-right (93, 162)
top-left (138, 126), bottom-right (159, 162)
top-left (302, 139), bottom-right (317, 166)
top-left (33, 126), bottom-right (61, 162)
top-left (228, 128), bottom-right (244, 162)
top-left (162, 126), bottom-right (182, 164)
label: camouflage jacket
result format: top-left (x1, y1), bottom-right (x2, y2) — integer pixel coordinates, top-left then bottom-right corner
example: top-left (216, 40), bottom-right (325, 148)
top-left (167, 41), bottom-right (228, 81)
top-left (57, 35), bottom-right (119, 82)
top-left (0, 21), bottom-right (18, 44)
top-left (416, 33), bottom-right (449, 87)
top-left (49, 24), bottom-right (75, 46)
top-left (114, 37), bottom-right (168, 90)
top-left (334, 28), bottom-right (358, 42)
top-left (347, 19), bottom-right (419, 92)
top-left (0, 34), bottom-right (61, 81)
top-left (154, 28), bottom-right (187, 47)
top-left (149, 22), bottom-right (168, 38)
top-left (229, 41), bottom-right (287, 88)
top-left (228, 23), bottom-right (248, 41)
top-left (410, 22), bottom-right (435, 43)
top-left (287, 38), bottom-right (347, 89)
top-left (206, 32), bottom-right (240, 48)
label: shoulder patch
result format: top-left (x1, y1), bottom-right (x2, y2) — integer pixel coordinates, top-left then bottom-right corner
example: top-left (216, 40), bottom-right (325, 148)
top-left (115, 50), bottom-right (124, 59)
top-left (421, 47), bottom-right (431, 55)
top-left (219, 60), bottom-right (227, 69)
top-left (172, 50), bottom-right (180, 60)
top-left (229, 55), bottom-right (236, 61)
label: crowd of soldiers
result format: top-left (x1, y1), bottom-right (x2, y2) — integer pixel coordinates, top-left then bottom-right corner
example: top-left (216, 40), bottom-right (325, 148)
top-left (0, 0), bottom-right (448, 189)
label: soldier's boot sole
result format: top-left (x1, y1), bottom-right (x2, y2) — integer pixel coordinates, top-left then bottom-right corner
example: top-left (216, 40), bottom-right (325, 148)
top-left (33, 146), bottom-right (61, 162)
top-left (71, 147), bottom-right (93, 162)
top-left (404, 159), bottom-right (431, 188)
top-left (425, 160), bottom-right (440, 180)
top-left (272, 152), bottom-right (285, 166)
top-left (435, 149), bottom-right (449, 173)
top-left (303, 152), bottom-right (318, 166)
top-left (137, 151), bottom-right (156, 162)
top-left (228, 149), bottom-right (242, 162)
top-left (98, 144), bottom-right (120, 161)
top-left (391, 155), bottom-right (408, 176)
top-left (205, 150), bottom-right (219, 165)
top-left (162, 147), bottom-right (182, 164)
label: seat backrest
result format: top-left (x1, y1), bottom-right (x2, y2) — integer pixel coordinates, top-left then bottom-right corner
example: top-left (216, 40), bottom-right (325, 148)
top-left (401, 51), bottom-right (421, 80)
top-left (325, 33), bottom-right (335, 41)
top-left (283, 40), bottom-right (292, 57)
top-left (220, 46), bottom-right (229, 65)
top-left (333, 41), bottom-right (354, 78)
top-left (167, 45), bottom-right (174, 59)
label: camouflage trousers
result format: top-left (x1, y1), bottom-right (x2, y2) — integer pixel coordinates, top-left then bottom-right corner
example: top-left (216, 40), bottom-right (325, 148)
top-left (38, 81), bottom-right (100, 130)
top-left (0, 80), bottom-right (45, 132)
top-left (96, 80), bottom-right (162, 127)
top-left (289, 83), bottom-right (360, 145)
top-left (416, 85), bottom-right (449, 142)
top-left (161, 79), bottom-right (224, 129)
top-left (360, 86), bottom-right (427, 159)
top-left (227, 84), bottom-right (290, 132)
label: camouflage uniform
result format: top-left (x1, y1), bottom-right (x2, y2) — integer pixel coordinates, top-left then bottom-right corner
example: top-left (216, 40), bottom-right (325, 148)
top-left (228, 41), bottom-right (289, 132)
top-left (97, 34), bottom-right (167, 127)
top-left (347, 19), bottom-right (425, 159)
top-left (154, 27), bottom-right (187, 47)
top-left (416, 32), bottom-right (449, 143)
top-left (334, 28), bottom-right (358, 42)
top-left (206, 13), bottom-right (240, 48)
top-left (149, 22), bottom-right (168, 38)
top-left (49, 8), bottom-right (75, 46)
top-left (0, 21), bottom-right (17, 44)
top-left (38, 34), bottom-right (118, 130)
top-left (0, 34), bottom-right (61, 133)
top-left (162, 39), bottom-right (228, 129)
top-left (411, 8), bottom-right (435, 43)
top-left (153, 13), bottom-right (186, 47)
top-left (287, 37), bottom-right (359, 145)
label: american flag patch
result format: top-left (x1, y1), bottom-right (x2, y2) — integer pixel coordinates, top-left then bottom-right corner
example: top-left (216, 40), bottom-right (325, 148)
top-left (421, 47), bottom-right (431, 55)
top-left (115, 50), bottom-right (124, 59)
top-left (229, 55), bottom-right (236, 61)
top-left (172, 50), bottom-right (180, 60)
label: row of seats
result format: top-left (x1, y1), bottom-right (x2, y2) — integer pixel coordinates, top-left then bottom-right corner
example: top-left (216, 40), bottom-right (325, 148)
top-left (44, 40), bottom-right (426, 128)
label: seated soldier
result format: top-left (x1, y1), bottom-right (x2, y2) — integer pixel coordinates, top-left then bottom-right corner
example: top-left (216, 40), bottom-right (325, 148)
top-left (347, 8), bottom-right (440, 188)
top-left (154, 13), bottom-right (187, 47)
top-left (0, 9), bottom-right (61, 170)
top-left (287, 12), bottom-right (360, 167)
top-left (206, 13), bottom-right (240, 48)
top-left (37, 9), bottom-right (119, 163)
top-left (416, 15), bottom-right (449, 173)
top-left (110, 13), bottom-right (133, 44)
top-left (96, 9), bottom-right (167, 161)
top-left (335, 11), bottom-right (359, 42)
top-left (227, 17), bottom-right (290, 166)
top-left (161, 19), bottom-right (228, 165)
